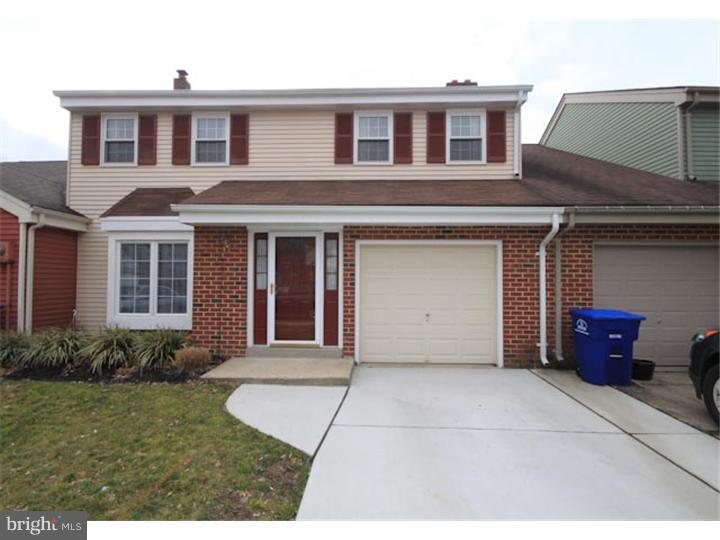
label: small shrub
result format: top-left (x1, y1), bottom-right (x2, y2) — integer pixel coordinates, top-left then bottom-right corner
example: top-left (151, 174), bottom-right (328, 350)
top-left (173, 346), bottom-right (211, 372)
top-left (0, 332), bottom-right (29, 367)
top-left (18, 329), bottom-right (88, 369)
top-left (135, 329), bottom-right (188, 372)
top-left (81, 327), bottom-right (136, 374)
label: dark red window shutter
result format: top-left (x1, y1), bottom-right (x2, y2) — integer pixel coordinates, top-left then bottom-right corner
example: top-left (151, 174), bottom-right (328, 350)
top-left (393, 112), bottom-right (413, 164)
top-left (487, 110), bottom-right (507, 163)
top-left (137, 114), bottom-right (157, 165)
top-left (323, 233), bottom-right (339, 346)
top-left (172, 114), bottom-right (191, 165)
top-left (81, 115), bottom-right (101, 165)
top-left (334, 113), bottom-right (353, 164)
top-left (426, 112), bottom-right (446, 163)
top-left (230, 114), bottom-right (249, 165)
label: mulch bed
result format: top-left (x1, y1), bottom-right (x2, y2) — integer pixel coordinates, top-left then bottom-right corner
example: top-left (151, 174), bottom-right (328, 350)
top-left (1, 362), bottom-right (222, 384)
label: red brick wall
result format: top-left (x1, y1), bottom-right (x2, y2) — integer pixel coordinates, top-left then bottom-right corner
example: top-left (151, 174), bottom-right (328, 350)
top-left (0, 209), bottom-right (20, 332)
top-left (191, 227), bottom-right (248, 358)
top-left (32, 226), bottom-right (78, 329)
top-left (559, 224), bottom-right (720, 360)
top-left (188, 223), bottom-right (719, 367)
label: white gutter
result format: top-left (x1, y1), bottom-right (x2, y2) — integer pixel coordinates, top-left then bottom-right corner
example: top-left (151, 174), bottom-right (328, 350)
top-left (553, 210), bottom-right (576, 363)
top-left (539, 213), bottom-right (561, 366)
top-left (24, 216), bottom-right (47, 333)
top-left (16, 223), bottom-right (28, 333)
top-left (172, 204), bottom-right (565, 226)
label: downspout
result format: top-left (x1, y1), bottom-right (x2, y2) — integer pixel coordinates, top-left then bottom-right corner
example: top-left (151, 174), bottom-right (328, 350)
top-left (539, 212), bottom-right (561, 366)
top-left (553, 209), bottom-right (576, 363)
top-left (17, 223), bottom-right (28, 333)
top-left (24, 216), bottom-right (46, 334)
top-left (684, 91), bottom-right (700, 181)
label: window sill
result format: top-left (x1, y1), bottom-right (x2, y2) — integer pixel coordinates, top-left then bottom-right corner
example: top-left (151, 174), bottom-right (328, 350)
top-left (108, 313), bottom-right (192, 330)
top-left (445, 160), bottom-right (488, 166)
top-left (100, 162), bottom-right (138, 168)
top-left (352, 161), bottom-right (393, 166)
top-left (190, 162), bottom-right (229, 167)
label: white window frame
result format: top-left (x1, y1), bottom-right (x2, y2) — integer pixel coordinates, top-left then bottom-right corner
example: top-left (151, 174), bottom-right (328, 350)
top-left (446, 109), bottom-right (487, 165)
top-left (101, 113), bottom-right (138, 167)
top-left (354, 110), bottom-right (393, 165)
top-left (191, 111), bottom-right (230, 166)
top-left (106, 231), bottom-right (194, 330)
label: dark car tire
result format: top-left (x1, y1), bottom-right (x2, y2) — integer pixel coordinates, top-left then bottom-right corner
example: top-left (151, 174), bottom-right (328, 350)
top-left (702, 364), bottom-right (719, 425)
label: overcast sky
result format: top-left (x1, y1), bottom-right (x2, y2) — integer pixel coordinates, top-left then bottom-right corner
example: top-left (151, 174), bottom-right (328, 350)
top-left (0, 10), bottom-right (718, 162)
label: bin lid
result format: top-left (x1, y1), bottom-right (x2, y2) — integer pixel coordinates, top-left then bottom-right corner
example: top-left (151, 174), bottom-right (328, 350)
top-left (570, 309), bottom-right (646, 321)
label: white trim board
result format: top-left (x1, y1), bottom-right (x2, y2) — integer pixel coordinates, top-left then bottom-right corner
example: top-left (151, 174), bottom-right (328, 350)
top-left (353, 240), bottom-right (504, 367)
top-left (173, 205), bottom-right (567, 225)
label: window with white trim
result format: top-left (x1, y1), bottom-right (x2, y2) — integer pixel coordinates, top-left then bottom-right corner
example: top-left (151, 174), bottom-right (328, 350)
top-left (109, 234), bottom-right (193, 330)
top-left (193, 115), bottom-right (228, 164)
top-left (355, 112), bottom-right (392, 163)
top-left (447, 111), bottom-right (485, 163)
top-left (103, 116), bottom-right (136, 164)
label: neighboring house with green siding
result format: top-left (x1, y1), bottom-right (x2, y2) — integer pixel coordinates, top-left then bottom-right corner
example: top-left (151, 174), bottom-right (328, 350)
top-left (541, 87), bottom-right (719, 182)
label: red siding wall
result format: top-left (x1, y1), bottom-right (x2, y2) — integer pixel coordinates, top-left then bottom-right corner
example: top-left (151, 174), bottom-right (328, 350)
top-left (32, 226), bottom-right (78, 329)
top-left (0, 209), bottom-right (20, 331)
top-left (191, 227), bottom-right (248, 357)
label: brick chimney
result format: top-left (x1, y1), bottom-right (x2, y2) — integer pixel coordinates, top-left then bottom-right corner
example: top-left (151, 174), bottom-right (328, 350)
top-left (446, 79), bottom-right (478, 87)
top-left (174, 70), bottom-right (191, 90)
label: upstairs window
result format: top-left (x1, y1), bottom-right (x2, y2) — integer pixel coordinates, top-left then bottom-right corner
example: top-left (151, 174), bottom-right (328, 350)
top-left (193, 114), bottom-right (228, 165)
top-left (447, 111), bottom-right (485, 163)
top-left (103, 115), bottom-right (137, 165)
top-left (355, 111), bottom-right (393, 164)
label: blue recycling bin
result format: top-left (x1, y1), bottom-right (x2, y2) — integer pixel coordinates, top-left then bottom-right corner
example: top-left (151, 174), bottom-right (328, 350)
top-left (570, 309), bottom-right (646, 386)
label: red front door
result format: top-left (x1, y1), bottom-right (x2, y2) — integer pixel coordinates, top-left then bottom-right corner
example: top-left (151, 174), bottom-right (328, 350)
top-left (275, 237), bottom-right (316, 341)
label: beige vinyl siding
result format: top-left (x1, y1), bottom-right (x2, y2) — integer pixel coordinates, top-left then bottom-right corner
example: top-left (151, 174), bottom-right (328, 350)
top-left (69, 108), bottom-right (515, 329)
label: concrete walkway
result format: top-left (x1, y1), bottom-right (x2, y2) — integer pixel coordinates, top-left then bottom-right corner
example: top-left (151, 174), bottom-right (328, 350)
top-left (298, 366), bottom-right (720, 520)
top-left (226, 384), bottom-right (347, 455)
top-left (202, 356), bottom-right (353, 385)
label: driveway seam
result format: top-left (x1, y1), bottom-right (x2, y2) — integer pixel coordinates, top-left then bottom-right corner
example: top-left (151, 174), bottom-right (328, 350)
top-left (530, 369), bottom-right (719, 493)
top-left (312, 384), bottom-right (350, 460)
top-left (332, 423), bottom-right (623, 434)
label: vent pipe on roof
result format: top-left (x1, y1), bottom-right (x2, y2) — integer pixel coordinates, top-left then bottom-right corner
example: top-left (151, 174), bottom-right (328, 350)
top-left (174, 70), bottom-right (191, 90)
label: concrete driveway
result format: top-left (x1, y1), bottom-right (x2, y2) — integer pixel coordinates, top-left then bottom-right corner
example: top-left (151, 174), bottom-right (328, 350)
top-left (297, 366), bottom-right (719, 520)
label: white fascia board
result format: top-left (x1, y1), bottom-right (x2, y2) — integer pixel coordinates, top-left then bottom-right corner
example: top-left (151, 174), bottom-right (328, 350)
top-left (54, 86), bottom-right (533, 110)
top-left (100, 216), bottom-right (193, 232)
top-left (0, 190), bottom-right (34, 222)
top-left (171, 205), bottom-right (565, 226)
top-left (1, 190), bottom-right (88, 231)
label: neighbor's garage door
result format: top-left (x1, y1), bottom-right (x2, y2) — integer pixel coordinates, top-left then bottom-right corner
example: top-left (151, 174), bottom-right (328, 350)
top-left (359, 244), bottom-right (498, 364)
top-left (594, 244), bottom-right (719, 366)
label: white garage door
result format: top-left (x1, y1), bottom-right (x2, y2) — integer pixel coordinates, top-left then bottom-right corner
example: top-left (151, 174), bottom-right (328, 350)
top-left (359, 244), bottom-right (499, 364)
top-left (594, 244), bottom-right (719, 366)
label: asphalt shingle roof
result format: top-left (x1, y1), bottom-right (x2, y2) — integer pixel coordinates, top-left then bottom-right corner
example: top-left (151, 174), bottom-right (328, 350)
top-left (0, 161), bottom-right (84, 217)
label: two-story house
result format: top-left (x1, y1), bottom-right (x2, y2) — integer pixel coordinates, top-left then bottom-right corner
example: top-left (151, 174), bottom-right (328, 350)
top-left (540, 86), bottom-right (720, 182)
top-left (52, 72), bottom-right (719, 368)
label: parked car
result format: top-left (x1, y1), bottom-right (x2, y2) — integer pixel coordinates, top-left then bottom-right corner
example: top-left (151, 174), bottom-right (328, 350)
top-left (689, 329), bottom-right (719, 424)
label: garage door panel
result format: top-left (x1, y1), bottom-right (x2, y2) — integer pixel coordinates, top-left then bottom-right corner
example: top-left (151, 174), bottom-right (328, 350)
top-left (594, 245), bottom-right (719, 366)
top-left (360, 244), bottom-right (498, 364)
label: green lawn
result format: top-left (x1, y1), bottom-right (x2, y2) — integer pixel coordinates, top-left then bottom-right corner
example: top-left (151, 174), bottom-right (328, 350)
top-left (0, 381), bottom-right (309, 520)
